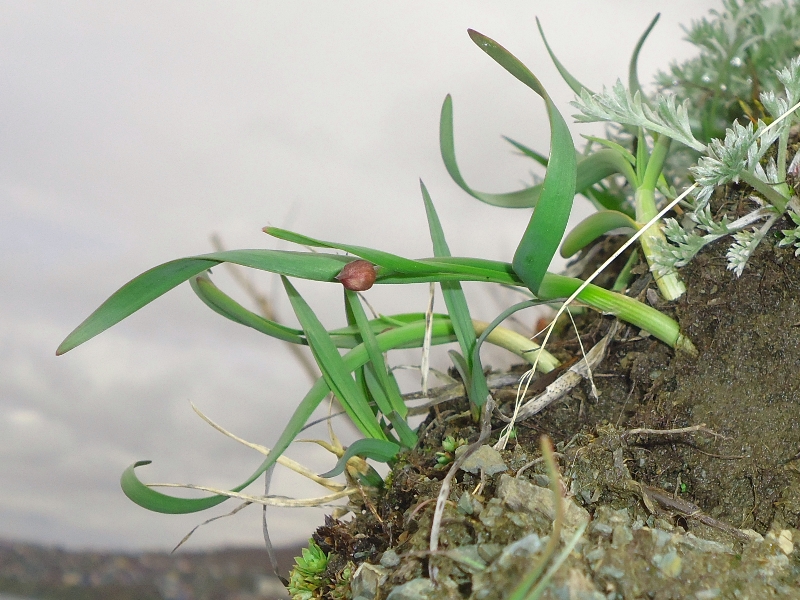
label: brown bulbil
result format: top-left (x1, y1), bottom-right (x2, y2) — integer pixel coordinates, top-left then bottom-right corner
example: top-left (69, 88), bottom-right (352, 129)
top-left (336, 259), bottom-right (378, 291)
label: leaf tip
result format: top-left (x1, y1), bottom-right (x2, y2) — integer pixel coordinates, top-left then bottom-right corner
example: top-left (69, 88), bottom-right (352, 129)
top-left (467, 28), bottom-right (489, 47)
top-left (55, 335), bottom-right (77, 356)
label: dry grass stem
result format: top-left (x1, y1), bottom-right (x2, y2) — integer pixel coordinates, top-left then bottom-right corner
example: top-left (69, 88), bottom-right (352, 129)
top-left (190, 402), bottom-right (347, 492)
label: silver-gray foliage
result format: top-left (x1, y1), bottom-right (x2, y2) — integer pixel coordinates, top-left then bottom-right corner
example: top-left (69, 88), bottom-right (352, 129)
top-left (571, 81), bottom-right (706, 152)
top-left (655, 54), bottom-right (800, 277)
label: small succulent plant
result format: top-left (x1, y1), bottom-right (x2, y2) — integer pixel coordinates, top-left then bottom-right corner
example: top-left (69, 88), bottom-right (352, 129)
top-left (287, 539), bottom-right (330, 600)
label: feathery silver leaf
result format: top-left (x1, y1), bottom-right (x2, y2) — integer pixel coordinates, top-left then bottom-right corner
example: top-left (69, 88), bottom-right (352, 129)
top-left (571, 81), bottom-right (706, 152)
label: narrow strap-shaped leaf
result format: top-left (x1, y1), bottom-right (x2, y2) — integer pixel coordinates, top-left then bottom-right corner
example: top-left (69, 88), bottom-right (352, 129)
top-left (61, 242), bottom-right (686, 364)
top-left (467, 29), bottom-right (578, 294)
top-left (56, 250), bottom-right (352, 355)
top-left (560, 211), bottom-right (640, 258)
top-left (122, 318), bottom-right (457, 514)
top-left (265, 227), bottom-right (435, 276)
top-left (575, 150), bottom-right (636, 214)
top-left (282, 277), bottom-right (386, 441)
top-left (471, 300), bottom-right (541, 406)
top-left (361, 365), bottom-right (398, 422)
top-left (503, 136), bottom-right (548, 167)
top-left (628, 14), bottom-right (660, 103)
top-left (190, 275), bottom-right (306, 344)
top-left (420, 181), bottom-right (483, 406)
top-left (318, 439), bottom-right (401, 478)
top-left (343, 292), bottom-right (376, 420)
top-left (536, 17), bottom-right (593, 96)
top-left (441, 94), bottom-right (624, 211)
top-left (345, 289), bottom-right (408, 419)
top-left (265, 227), bottom-right (519, 282)
top-left (386, 410), bottom-right (417, 450)
top-left (582, 136), bottom-right (636, 169)
top-left (439, 94), bottom-right (544, 209)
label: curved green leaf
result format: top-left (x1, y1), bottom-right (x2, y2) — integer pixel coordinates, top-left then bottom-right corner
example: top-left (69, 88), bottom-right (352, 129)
top-left (503, 136), bottom-right (548, 167)
top-left (575, 150), bottom-right (636, 213)
top-left (120, 318), bottom-right (457, 514)
top-left (265, 227), bottom-right (519, 283)
top-left (560, 210), bottom-right (640, 258)
top-left (536, 17), bottom-right (593, 96)
top-left (318, 439), bottom-right (400, 479)
top-left (583, 185), bottom-right (631, 215)
top-left (191, 276), bottom-right (457, 350)
top-left (56, 250), bottom-right (352, 355)
top-left (470, 299), bottom-right (541, 409)
top-left (59, 239), bottom-right (685, 362)
top-left (466, 29), bottom-right (577, 294)
top-left (582, 136), bottom-right (636, 169)
top-left (190, 275), bottom-right (305, 344)
top-left (439, 94), bottom-right (543, 209)
top-left (441, 94), bottom-right (627, 211)
top-left (629, 14), bottom-right (660, 102)
top-left (345, 289), bottom-right (407, 419)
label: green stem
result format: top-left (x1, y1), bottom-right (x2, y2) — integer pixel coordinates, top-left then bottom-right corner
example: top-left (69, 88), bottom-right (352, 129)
top-left (634, 135), bottom-right (686, 301)
top-left (538, 274), bottom-right (696, 356)
top-left (378, 261), bottom-right (693, 354)
top-left (474, 320), bottom-right (561, 372)
top-left (739, 170), bottom-right (789, 212)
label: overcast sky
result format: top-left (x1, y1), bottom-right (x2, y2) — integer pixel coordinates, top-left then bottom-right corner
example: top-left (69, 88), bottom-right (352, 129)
top-left (2, 1), bottom-right (720, 552)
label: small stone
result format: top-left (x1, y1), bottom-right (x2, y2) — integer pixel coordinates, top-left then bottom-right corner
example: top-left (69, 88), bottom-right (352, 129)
top-left (612, 523), bottom-right (633, 548)
top-left (385, 577), bottom-right (436, 600)
top-left (767, 529), bottom-right (794, 555)
top-left (456, 445), bottom-right (508, 475)
top-left (457, 491), bottom-right (475, 515)
top-left (653, 547), bottom-right (682, 578)
top-left (496, 474), bottom-right (590, 529)
top-left (351, 563), bottom-right (388, 600)
top-left (379, 549), bottom-right (400, 568)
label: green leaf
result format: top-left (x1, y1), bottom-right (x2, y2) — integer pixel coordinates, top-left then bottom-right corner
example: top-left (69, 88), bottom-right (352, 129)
top-left (560, 211), bottom-right (640, 258)
top-left (420, 180), bottom-right (483, 406)
top-left (438, 94), bottom-right (544, 209)
top-left (121, 318), bottom-right (457, 514)
top-left (441, 94), bottom-right (625, 212)
top-left (466, 29), bottom-right (578, 294)
top-left (344, 289), bottom-right (408, 419)
top-left (503, 136), bottom-right (548, 167)
top-left (471, 299), bottom-right (540, 408)
top-left (583, 185), bottom-right (631, 215)
top-left (386, 409), bottom-right (418, 450)
top-left (629, 14), bottom-right (660, 102)
top-left (318, 438), bottom-right (401, 479)
top-left (56, 250), bottom-right (352, 355)
top-left (582, 136), bottom-right (636, 169)
top-left (536, 17), bottom-right (593, 96)
top-left (190, 275), bottom-right (305, 344)
top-left (265, 227), bottom-right (435, 276)
top-left (59, 240), bottom-right (686, 364)
top-left (282, 277), bottom-right (386, 441)
top-left (265, 227), bottom-right (519, 283)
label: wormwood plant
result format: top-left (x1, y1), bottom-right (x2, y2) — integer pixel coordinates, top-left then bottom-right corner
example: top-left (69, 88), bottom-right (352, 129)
top-left (653, 56), bottom-right (800, 277)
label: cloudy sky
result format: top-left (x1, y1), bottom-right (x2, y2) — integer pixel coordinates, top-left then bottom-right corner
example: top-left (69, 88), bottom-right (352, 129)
top-left (2, 1), bottom-right (719, 552)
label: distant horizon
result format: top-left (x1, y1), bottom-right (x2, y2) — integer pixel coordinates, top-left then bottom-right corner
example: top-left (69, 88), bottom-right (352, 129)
top-left (0, 534), bottom-right (301, 555)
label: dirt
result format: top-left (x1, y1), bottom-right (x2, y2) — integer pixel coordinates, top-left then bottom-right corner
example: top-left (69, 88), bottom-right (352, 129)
top-left (302, 186), bottom-right (800, 598)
